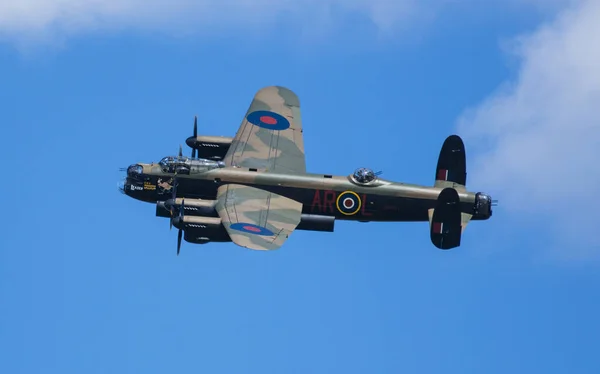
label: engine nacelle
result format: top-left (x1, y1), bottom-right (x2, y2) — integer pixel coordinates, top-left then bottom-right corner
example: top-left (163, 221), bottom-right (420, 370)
top-left (163, 201), bottom-right (336, 244)
top-left (179, 214), bottom-right (334, 244)
top-left (185, 135), bottom-right (233, 161)
top-left (297, 214), bottom-right (335, 232)
top-left (175, 216), bottom-right (231, 244)
top-left (156, 198), bottom-right (218, 218)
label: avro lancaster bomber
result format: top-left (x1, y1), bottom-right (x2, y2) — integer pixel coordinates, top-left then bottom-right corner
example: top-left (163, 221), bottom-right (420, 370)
top-left (120, 86), bottom-right (495, 254)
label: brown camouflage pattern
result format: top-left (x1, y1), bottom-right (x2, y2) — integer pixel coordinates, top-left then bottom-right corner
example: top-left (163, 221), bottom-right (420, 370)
top-left (223, 86), bottom-right (306, 174)
top-left (124, 86), bottom-right (492, 251)
top-left (215, 183), bottom-right (302, 250)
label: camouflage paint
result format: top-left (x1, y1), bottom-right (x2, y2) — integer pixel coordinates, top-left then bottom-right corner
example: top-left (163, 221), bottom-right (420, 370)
top-left (122, 85), bottom-right (493, 251)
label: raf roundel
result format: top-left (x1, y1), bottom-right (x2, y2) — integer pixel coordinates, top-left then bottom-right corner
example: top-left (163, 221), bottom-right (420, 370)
top-left (246, 110), bottom-right (290, 131)
top-left (230, 222), bottom-right (274, 236)
top-left (336, 191), bottom-right (362, 216)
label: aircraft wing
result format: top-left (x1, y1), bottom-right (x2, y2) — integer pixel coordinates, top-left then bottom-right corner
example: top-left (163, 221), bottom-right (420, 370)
top-left (222, 86), bottom-right (306, 174)
top-left (215, 183), bottom-right (302, 250)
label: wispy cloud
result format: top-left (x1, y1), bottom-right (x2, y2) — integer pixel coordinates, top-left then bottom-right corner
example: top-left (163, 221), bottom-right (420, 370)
top-left (0, 0), bottom-right (429, 45)
top-left (0, 0), bottom-right (576, 47)
top-left (457, 0), bottom-right (600, 259)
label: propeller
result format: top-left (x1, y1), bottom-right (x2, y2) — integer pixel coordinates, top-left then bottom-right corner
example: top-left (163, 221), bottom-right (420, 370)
top-left (168, 177), bottom-right (179, 230)
top-left (191, 116), bottom-right (197, 158)
top-left (176, 198), bottom-right (185, 256)
top-left (163, 177), bottom-right (185, 255)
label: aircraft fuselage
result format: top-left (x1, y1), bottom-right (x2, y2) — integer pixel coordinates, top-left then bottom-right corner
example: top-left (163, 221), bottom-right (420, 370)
top-left (123, 166), bottom-right (491, 222)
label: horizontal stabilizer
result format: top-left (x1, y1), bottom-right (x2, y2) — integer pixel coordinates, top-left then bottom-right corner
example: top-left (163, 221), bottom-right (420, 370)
top-left (429, 187), bottom-right (462, 250)
top-left (435, 135), bottom-right (466, 190)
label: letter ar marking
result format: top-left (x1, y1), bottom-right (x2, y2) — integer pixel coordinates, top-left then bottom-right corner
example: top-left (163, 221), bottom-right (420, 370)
top-left (311, 190), bottom-right (322, 213)
top-left (323, 190), bottom-right (336, 214)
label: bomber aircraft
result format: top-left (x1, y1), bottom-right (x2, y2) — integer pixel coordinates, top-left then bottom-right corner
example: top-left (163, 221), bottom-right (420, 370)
top-left (120, 86), bottom-right (495, 254)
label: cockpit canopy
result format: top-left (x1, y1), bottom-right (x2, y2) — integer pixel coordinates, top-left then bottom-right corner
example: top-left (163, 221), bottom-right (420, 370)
top-left (159, 156), bottom-right (189, 173)
top-left (352, 167), bottom-right (377, 184)
top-left (158, 155), bottom-right (223, 174)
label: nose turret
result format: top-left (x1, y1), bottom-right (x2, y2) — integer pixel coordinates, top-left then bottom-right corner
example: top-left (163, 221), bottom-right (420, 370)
top-left (120, 162), bottom-right (160, 203)
top-left (127, 164), bottom-right (143, 178)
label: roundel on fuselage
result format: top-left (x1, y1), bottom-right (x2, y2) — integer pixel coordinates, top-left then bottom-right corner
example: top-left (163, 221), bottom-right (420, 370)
top-left (336, 191), bottom-right (361, 215)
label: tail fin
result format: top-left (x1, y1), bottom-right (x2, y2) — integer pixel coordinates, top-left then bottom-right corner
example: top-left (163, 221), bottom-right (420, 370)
top-left (433, 135), bottom-right (473, 234)
top-left (434, 135), bottom-right (467, 191)
top-left (428, 187), bottom-right (462, 249)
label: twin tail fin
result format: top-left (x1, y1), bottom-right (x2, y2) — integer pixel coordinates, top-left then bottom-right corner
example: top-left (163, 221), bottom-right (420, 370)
top-left (429, 135), bottom-right (472, 249)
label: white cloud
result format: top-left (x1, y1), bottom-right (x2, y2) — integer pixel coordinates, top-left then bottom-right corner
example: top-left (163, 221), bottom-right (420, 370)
top-left (0, 0), bottom-right (577, 46)
top-left (457, 0), bottom-right (600, 259)
top-left (0, 0), bottom-right (427, 44)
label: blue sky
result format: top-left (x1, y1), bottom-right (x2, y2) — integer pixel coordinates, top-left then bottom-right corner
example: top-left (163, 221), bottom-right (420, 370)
top-left (1, 1), bottom-right (599, 373)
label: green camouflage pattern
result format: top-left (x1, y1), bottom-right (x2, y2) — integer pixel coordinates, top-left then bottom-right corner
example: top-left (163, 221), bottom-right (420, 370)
top-left (138, 161), bottom-right (481, 205)
top-left (223, 85), bottom-right (306, 174)
top-left (215, 183), bottom-right (302, 250)
top-left (207, 168), bottom-right (479, 202)
top-left (122, 86), bottom-right (493, 251)
top-left (434, 180), bottom-right (466, 192)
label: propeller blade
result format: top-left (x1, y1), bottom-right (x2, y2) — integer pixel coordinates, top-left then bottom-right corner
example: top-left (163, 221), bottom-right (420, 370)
top-left (191, 116), bottom-right (198, 158)
top-left (177, 229), bottom-right (182, 255)
top-left (176, 198), bottom-right (185, 255)
top-left (179, 145), bottom-right (182, 157)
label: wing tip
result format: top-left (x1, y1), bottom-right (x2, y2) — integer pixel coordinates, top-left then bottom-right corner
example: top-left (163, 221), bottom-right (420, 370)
top-left (255, 85), bottom-right (300, 107)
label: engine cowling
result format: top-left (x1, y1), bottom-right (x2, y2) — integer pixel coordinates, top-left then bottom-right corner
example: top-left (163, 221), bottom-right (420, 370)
top-left (156, 198), bottom-right (218, 218)
top-left (175, 216), bottom-right (231, 244)
top-left (185, 135), bottom-right (233, 161)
